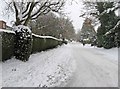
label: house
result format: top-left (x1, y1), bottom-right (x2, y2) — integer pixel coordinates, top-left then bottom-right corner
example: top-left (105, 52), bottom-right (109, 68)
top-left (0, 20), bottom-right (12, 30)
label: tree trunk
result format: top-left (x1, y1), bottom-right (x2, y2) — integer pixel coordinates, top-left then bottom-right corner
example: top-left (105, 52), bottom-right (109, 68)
top-left (24, 18), bottom-right (30, 26)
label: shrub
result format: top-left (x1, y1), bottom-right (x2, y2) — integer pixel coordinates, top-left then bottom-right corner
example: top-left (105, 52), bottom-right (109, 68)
top-left (14, 25), bottom-right (32, 62)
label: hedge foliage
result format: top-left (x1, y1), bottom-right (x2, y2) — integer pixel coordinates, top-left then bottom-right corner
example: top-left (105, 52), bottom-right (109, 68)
top-left (14, 26), bottom-right (33, 62)
top-left (1, 31), bottom-right (15, 61)
top-left (32, 35), bottom-right (63, 53)
top-left (1, 31), bottom-right (63, 61)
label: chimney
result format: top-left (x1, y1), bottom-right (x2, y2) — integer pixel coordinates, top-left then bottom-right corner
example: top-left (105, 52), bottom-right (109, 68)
top-left (0, 20), bottom-right (6, 29)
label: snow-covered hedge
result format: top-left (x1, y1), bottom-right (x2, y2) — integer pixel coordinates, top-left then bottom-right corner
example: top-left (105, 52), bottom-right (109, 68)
top-left (0, 29), bottom-right (63, 61)
top-left (32, 34), bottom-right (63, 53)
top-left (0, 30), bottom-right (15, 61)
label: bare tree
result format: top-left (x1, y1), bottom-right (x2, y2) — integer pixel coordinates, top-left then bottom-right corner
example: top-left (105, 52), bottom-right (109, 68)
top-left (5, 0), bottom-right (65, 26)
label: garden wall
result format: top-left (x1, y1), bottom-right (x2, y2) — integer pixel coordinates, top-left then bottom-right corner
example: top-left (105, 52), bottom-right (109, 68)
top-left (0, 30), bottom-right (63, 61)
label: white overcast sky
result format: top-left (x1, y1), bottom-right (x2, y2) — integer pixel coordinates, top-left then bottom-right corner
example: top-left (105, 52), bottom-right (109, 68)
top-left (0, 0), bottom-right (85, 32)
top-left (64, 0), bottom-right (85, 32)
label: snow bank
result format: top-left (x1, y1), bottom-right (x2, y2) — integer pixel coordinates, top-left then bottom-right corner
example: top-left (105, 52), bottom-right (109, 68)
top-left (70, 42), bottom-right (118, 62)
top-left (95, 47), bottom-right (118, 62)
top-left (80, 43), bottom-right (118, 62)
top-left (2, 44), bottom-right (76, 87)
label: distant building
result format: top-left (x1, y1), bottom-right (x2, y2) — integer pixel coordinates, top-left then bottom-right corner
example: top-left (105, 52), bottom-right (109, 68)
top-left (0, 20), bottom-right (12, 30)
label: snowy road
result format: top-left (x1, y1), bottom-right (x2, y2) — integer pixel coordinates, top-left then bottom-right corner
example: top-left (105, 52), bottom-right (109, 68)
top-left (66, 43), bottom-right (118, 87)
top-left (1, 42), bottom-right (118, 87)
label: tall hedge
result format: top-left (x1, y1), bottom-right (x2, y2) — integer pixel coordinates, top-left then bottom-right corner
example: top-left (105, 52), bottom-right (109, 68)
top-left (1, 30), bottom-right (63, 61)
top-left (0, 31), bottom-right (15, 61)
top-left (32, 34), bottom-right (63, 53)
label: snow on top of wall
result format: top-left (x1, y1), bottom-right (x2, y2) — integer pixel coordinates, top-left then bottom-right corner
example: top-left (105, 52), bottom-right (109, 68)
top-left (32, 33), bottom-right (62, 41)
top-left (13, 25), bottom-right (31, 33)
top-left (0, 27), bottom-right (62, 42)
top-left (0, 29), bottom-right (15, 34)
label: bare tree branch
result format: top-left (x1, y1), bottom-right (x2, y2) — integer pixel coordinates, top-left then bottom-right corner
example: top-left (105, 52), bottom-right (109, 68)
top-left (22, 2), bottom-right (31, 15)
top-left (5, 0), bottom-right (65, 26)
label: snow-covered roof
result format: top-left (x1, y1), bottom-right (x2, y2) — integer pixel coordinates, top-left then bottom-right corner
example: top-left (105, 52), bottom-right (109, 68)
top-left (0, 29), bottom-right (15, 34)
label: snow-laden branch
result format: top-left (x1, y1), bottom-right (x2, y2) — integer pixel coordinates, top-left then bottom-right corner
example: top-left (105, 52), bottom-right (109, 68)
top-left (6, 0), bottom-right (65, 26)
top-left (105, 20), bottom-right (120, 35)
top-left (31, 1), bottom-right (64, 20)
top-left (100, 5), bottom-right (120, 16)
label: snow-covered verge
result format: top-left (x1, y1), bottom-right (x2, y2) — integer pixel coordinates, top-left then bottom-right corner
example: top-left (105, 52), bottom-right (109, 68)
top-left (1, 44), bottom-right (76, 87)
top-left (72, 42), bottom-right (118, 62)
top-left (83, 44), bottom-right (118, 62)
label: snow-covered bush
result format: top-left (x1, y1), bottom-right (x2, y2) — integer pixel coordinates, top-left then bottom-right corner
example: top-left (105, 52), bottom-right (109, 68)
top-left (14, 25), bottom-right (32, 62)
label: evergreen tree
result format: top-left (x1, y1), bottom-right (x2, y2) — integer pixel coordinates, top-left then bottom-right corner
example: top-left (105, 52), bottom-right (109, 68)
top-left (81, 2), bottom-right (120, 49)
top-left (96, 2), bottom-right (119, 49)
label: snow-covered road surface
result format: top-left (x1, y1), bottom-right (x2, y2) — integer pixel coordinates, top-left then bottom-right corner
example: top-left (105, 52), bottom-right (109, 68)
top-left (1, 42), bottom-right (118, 87)
top-left (66, 43), bottom-right (118, 87)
